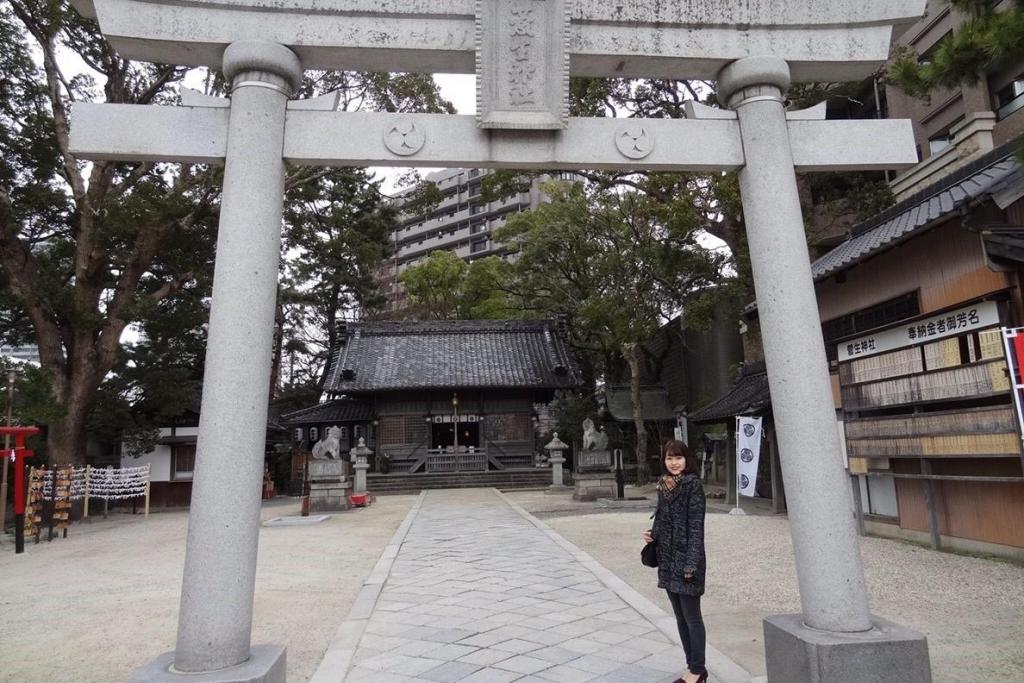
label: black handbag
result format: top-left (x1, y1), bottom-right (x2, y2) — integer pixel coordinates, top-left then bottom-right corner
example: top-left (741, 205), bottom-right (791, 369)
top-left (641, 509), bottom-right (658, 567)
top-left (641, 538), bottom-right (658, 567)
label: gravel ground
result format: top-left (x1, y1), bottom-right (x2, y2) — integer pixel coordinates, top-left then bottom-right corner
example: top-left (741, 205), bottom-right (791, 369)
top-left (506, 489), bottom-right (1024, 683)
top-left (0, 495), bottom-right (417, 683)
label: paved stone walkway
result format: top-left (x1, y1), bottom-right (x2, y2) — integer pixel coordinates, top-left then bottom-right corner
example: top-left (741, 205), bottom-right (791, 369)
top-left (324, 489), bottom-right (733, 683)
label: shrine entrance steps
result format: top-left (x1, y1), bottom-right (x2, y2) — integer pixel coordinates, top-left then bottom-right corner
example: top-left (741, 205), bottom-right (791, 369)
top-left (367, 469), bottom-right (568, 495)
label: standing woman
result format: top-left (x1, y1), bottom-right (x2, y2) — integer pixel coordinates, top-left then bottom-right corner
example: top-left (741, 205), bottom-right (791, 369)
top-left (643, 440), bottom-right (707, 683)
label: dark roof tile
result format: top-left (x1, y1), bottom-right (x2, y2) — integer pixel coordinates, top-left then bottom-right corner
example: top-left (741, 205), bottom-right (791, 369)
top-left (811, 144), bottom-right (1022, 282)
top-left (280, 398), bottom-right (374, 425)
top-left (689, 361), bottom-right (771, 423)
top-left (325, 320), bottom-right (583, 393)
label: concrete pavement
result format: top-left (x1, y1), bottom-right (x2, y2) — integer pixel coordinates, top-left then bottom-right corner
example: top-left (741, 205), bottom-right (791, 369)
top-left (312, 488), bottom-right (750, 683)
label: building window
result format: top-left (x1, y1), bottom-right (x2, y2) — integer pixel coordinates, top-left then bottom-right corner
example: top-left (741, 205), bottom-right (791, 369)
top-left (822, 292), bottom-right (920, 361)
top-left (471, 239), bottom-right (488, 253)
top-left (470, 221), bottom-right (486, 234)
top-left (469, 183), bottom-right (481, 197)
top-left (172, 444), bottom-right (196, 481)
top-left (928, 133), bottom-right (952, 155)
top-left (916, 33), bottom-right (949, 67)
top-left (469, 169), bottom-right (480, 178)
top-left (470, 202), bottom-right (486, 215)
top-left (994, 75), bottom-right (1024, 120)
top-left (927, 115), bottom-right (963, 157)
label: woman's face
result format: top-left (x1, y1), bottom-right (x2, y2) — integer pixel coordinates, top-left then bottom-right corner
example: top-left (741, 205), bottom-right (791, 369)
top-left (665, 453), bottom-right (686, 475)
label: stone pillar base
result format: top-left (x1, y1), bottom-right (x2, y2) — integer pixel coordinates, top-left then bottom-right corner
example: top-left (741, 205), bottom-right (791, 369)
top-left (131, 644), bottom-right (286, 683)
top-left (764, 614), bottom-right (931, 683)
top-left (309, 481), bottom-right (352, 512)
top-left (572, 471), bottom-right (616, 501)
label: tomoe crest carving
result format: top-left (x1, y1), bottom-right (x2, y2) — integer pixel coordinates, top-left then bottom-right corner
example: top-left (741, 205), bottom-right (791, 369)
top-left (384, 119), bottom-right (425, 156)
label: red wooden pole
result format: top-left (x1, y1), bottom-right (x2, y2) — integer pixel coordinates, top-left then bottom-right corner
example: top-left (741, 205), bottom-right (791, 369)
top-left (0, 426), bottom-right (41, 554)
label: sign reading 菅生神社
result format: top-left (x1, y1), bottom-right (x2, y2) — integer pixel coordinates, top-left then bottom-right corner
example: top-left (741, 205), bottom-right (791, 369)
top-left (837, 300), bottom-right (999, 363)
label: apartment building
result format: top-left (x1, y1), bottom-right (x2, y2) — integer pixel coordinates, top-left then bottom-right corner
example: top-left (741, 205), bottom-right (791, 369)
top-left (887, 0), bottom-right (1024, 200)
top-left (376, 168), bottom-right (552, 316)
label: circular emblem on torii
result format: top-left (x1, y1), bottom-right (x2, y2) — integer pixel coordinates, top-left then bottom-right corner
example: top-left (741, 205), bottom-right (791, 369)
top-left (614, 123), bottom-right (654, 159)
top-left (384, 119), bottom-right (426, 156)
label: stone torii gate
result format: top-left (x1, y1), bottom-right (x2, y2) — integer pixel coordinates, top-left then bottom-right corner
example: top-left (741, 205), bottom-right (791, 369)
top-left (70, 1), bottom-right (932, 681)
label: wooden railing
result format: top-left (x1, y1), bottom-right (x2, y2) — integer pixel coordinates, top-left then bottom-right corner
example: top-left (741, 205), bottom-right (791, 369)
top-left (425, 449), bottom-right (487, 473)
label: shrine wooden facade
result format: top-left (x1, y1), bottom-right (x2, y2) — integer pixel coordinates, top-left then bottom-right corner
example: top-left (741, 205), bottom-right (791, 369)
top-left (304, 320), bottom-right (582, 473)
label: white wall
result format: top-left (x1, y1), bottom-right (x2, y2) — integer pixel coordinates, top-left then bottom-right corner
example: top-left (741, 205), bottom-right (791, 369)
top-left (123, 444), bottom-right (172, 482)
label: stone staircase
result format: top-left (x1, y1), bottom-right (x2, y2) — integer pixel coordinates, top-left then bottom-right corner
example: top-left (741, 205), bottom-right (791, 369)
top-left (367, 469), bottom-right (566, 495)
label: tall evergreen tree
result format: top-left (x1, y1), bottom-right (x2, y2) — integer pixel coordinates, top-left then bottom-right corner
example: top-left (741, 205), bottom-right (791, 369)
top-left (889, 1), bottom-right (1024, 99)
top-left (495, 181), bottom-right (727, 483)
top-left (1, 2), bottom-right (217, 464)
top-left (0, 2), bottom-right (452, 463)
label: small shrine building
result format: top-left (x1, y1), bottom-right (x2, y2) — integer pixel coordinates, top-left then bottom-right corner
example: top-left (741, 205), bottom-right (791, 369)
top-left (285, 319), bottom-right (582, 474)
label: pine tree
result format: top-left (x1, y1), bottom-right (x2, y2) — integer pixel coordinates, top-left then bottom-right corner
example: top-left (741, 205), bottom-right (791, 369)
top-left (889, 1), bottom-right (1024, 99)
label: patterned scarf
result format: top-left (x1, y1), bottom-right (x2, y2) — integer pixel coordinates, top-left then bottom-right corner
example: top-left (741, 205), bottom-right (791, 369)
top-left (657, 472), bottom-right (686, 500)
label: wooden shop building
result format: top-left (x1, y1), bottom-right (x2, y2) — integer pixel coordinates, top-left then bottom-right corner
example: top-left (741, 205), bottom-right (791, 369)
top-left (810, 144), bottom-right (1024, 559)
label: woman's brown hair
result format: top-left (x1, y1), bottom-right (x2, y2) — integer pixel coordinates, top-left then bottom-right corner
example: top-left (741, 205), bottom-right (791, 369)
top-left (662, 439), bottom-right (699, 475)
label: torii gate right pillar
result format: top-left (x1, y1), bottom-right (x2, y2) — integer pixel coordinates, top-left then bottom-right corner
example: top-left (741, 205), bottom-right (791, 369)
top-left (720, 57), bottom-right (932, 682)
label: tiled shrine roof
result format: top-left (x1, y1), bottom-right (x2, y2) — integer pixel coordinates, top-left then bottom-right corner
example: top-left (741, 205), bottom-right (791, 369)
top-left (325, 320), bottom-right (583, 393)
top-left (689, 361), bottom-right (771, 424)
top-left (812, 144), bottom-right (1024, 282)
top-left (280, 398), bottom-right (374, 426)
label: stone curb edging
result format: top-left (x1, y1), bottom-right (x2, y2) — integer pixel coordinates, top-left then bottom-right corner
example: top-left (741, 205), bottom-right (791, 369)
top-left (308, 491), bottom-right (427, 683)
top-left (495, 489), bottom-right (755, 683)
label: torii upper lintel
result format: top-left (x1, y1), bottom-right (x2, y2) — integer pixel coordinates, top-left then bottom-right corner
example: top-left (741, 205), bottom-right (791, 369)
top-left (72, 0), bottom-right (925, 82)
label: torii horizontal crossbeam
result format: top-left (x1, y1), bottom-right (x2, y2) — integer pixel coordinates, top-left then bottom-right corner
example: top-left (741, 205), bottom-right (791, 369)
top-left (70, 105), bottom-right (917, 172)
top-left (71, 0), bottom-right (926, 82)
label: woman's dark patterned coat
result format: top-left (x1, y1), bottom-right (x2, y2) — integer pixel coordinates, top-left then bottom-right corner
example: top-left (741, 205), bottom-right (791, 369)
top-left (652, 473), bottom-right (707, 596)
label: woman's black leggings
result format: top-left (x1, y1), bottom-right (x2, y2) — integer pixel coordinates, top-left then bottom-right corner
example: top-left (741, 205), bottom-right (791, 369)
top-left (666, 591), bottom-right (706, 675)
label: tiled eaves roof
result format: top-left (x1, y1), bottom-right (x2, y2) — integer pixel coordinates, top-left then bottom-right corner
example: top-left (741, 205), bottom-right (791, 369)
top-left (811, 143), bottom-right (1023, 283)
top-left (280, 398), bottom-right (374, 426)
top-left (325, 320), bottom-right (583, 393)
top-left (689, 361), bottom-right (770, 424)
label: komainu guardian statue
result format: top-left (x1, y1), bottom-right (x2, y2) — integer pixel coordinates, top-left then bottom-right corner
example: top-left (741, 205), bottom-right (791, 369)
top-left (311, 425), bottom-right (343, 460)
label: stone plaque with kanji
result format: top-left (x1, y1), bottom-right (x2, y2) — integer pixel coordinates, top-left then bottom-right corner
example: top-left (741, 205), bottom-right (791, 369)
top-left (476, 0), bottom-right (568, 129)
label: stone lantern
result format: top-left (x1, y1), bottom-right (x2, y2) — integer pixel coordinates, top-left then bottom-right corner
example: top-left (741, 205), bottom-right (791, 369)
top-left (544, 433), bottom-right (569, 490)
top-left (350, 437), bottom-right (373, 495)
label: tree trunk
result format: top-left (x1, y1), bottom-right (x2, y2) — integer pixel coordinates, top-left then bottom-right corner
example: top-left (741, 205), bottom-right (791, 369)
top-left (269, 293), bottom-right (285, 399)
top-left (46, 397), bottom-right (90, 466)
top-left (623, 342), bottom-right (650, 485)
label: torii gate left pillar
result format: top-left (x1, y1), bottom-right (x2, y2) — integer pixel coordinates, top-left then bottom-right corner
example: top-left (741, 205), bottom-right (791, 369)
top-left (131, 41), bottom-right (301, 681)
